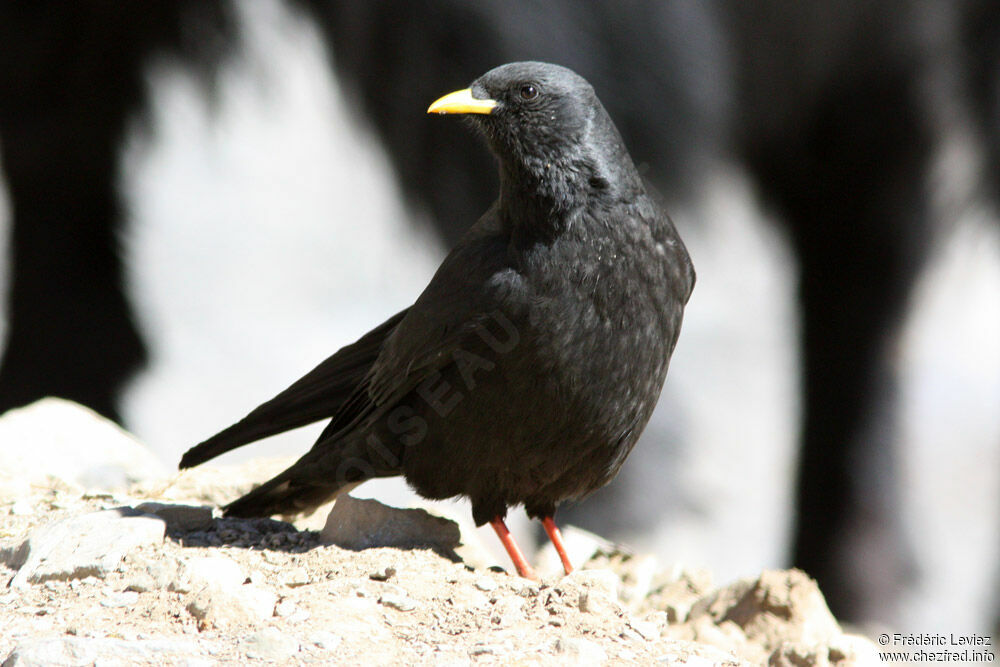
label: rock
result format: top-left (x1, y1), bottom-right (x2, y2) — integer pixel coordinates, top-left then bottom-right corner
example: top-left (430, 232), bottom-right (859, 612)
top-left (0, 541), bottom-right (28, 571)
top-left (274, 599), bottom-right (297, 617)
top-left (309, 631), bottom-right (342, 650)
top-left (553, 637), bottom-right (608, 666)
top-left (828, 634), bottom-right (882, 665)
top-left (469, 643), bottom-right (507, 657)
top-left (688, 569), bottom-right (841, 651)
top-left (628, 618), bottom-right (661, 641)
top-left (123, 553), bottom-right (179, 592)
top-left (563, 569), bottom-right (621, 615)
top-left (648, 566), bottom-right (714, 622)
top-left (174, 556), bottom-right (276, 630)
top-left (134, 502), bottom-right (213, 532)
top-left (447, 586), bottom-right (491, 612)
top-left (320, 494), bottom-right (460, 554)
top-left (474, 577), bottom-right (497, 592)
top-left (243, 627), bottom-right (299, 661)
top-left (379, 591), bottom-right (417, 612)
top-left (0, 398), bottom-right (166, 491)
top-left (488, 596), bottom-right (525, 627)
top-left (652, 639), bottom-right (751, 666)
top-left (7, 508), bottom-right (165, 589)
top-left (768, 634), bottom-right (882, 667)
top-left (661, 569), bottom-right (881, 665)
top-left (187, 585), bottom-right (278, 630)
top-left (617, 554), bottom-right (659, 608)
top-left (2, 637), bottom-right (207, 666)
top-left (100, 591), bottom-right (140, 608)
top-left (8, 500), bottom-right (34, 516)
top-left (172, 556), bottom-right (246, 594)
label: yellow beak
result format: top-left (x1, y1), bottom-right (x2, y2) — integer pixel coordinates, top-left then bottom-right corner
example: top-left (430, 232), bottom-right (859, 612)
top-left (427, 88), bottom-right (497, 115)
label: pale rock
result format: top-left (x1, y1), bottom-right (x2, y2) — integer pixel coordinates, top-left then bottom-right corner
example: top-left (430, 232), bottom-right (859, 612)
top-left (278, 566), bottom-right (310, 588)
top-left (310, 631), bottom-right (342, 650)
top-left (186, 585), bottom-right (277, 630)
top-left (564, 569), bottom-right (621, 615)
top-left (320, 494), bottom-right (460, 553)
top-left (1, 638), bottom-right (208, 667)
top-left (0, 398), bottom-right (166, 490)
top-left (379, 591), bottom-right (417, 612)
top-left (177, 556), bottom-right (275, 629)
top-left (554, 637), bottom-right (607, 666)
top-left (488, 596), bottom-right (525, 627)
top-left (8, 508), bottom-right (165, 588)
top-left (123, 552), bottom-right (178, 592)
top-left (827, 634), bottom-right (882, 665)
top-left (769, 634), bottom-right (882, 667)
top-left (688, 569), bottom-right (841, 652)
top-left (618, 553), bottom-right (659, 608)
top-left (171, 555), bottom-right (245, 594)
top-left (474, 577), bottom-right (497, 592)
top-left (101, 591), bottom-right (140, 608)
top-left (9, 500), bottom-right (34, 516)
top-left (652, 640), bottom-right (750, 666)
top-left (629, 618), bottom-right (661, 641)
top-left (243, 627), bottom-right (299, 661)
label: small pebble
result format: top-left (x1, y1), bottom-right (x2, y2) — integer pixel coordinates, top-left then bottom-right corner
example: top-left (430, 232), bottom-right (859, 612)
top-left (379, 592), bottom-right (417, 612)
top-left (469, 644), bottom-right (504, 656)
top-left (474, 577), bottom-right (497, 592)
top-left (11, 500), bottom-right (35, 515)
top-left (310, 631), bottom-right (342, 650)
top-left (244, 627), bottom-right (300, 661)
top-left (629, 619), bottom-right (660, 641)
top-left (518, 584), bottom-right (540, 597)
top-left (281, 566), bottom-right (310, 587)
top-left (101, 591), bottom-right (140, 608)
top-left (274, 599), bottom-right (298, 617)
top-left (554, 637), bottom-right (607, 666)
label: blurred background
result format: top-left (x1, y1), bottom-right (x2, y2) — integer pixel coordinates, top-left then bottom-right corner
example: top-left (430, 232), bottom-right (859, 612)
top-left (0, 0), bottom-right (998, 637)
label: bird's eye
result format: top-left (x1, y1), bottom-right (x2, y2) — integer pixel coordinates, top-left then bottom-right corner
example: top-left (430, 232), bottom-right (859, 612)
top-left (519, 84), bottom-right (538, 100)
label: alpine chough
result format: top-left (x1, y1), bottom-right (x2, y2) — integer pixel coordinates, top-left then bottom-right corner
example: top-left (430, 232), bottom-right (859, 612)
top-left (179, 61), bottom-right (695, 579)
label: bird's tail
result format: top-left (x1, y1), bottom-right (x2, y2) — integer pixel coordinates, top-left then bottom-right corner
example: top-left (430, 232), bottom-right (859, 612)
top-left (223, 469), bottom-right (354, 519)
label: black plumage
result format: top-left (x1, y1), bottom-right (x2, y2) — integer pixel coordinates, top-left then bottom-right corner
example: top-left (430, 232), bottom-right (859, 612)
top-left (180, 62), bottom-right (694, 578)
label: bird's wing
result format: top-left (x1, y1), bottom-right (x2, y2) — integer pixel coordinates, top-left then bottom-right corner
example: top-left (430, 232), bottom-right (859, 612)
top-left (365, 215), bottom-right (517, 412)
top-left (221, 215), bottom-right (517, 518)
top-left (303, 211), bottom-right (518, 450)
top-left (178, 309), bottom-right (408, 468)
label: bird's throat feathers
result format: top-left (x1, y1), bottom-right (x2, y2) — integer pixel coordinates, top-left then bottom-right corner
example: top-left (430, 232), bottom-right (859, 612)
top-left (498, 159), bottom-right (581, 236)
top-left (496, 150), bottom-right (637, 245)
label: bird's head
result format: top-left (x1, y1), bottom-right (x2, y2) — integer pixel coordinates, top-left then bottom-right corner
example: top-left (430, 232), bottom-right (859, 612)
top-left (428, 61), bottom-right (639, 210)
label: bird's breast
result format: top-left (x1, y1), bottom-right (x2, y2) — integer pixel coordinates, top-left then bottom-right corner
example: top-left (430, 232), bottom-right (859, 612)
top-left (513, 232), bottom-right (676, 435)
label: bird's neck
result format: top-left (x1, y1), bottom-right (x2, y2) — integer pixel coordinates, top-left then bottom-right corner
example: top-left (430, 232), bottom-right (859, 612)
top-left (498, 160), bottom-right (586, 245)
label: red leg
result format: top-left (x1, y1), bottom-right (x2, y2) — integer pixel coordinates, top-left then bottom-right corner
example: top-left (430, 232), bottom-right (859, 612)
top-left (489, 516), bottom-right (537, 580)
top-left (542, 516), bottom-right (574, 575)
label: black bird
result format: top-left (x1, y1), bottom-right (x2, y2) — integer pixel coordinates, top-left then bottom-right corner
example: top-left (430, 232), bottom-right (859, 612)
top-left (179, 62), bottom-right (694, 579)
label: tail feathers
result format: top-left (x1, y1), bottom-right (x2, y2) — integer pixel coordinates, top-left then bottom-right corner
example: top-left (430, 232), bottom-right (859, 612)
top-left (177, 414), bottom-right (308, 470)
top-left (180, 423), bottom-right (271, 470)
top-left (223, 472), bottom-right (350, 519)
top-left (179, 310), bottom-right (411, 471)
